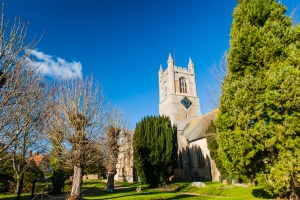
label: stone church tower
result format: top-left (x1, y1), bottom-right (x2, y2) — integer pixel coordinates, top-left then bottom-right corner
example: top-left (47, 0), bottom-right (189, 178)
top-left (158, 53), bottom-right (201, 133)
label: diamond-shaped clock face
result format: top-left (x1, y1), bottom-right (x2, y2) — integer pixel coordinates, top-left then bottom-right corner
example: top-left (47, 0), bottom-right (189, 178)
top-left (181, 96), bottom-right (192, 109)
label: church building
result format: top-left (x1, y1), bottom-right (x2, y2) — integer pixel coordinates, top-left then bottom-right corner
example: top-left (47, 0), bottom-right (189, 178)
top-left (159, 53), bottom-right (220, 181)
top-left (115, 53), bottom-right (220, 183)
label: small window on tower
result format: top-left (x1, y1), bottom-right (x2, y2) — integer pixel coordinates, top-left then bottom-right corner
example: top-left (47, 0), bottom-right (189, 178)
top-left (179, 77), bottom-right (187, 93)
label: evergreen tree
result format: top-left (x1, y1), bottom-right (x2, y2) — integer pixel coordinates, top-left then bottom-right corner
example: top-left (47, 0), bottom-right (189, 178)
top-left (50, 141), bottom-right (69, 195)
top-left (216, 0), bottom-right (300, 198)
top-left (205, 121), bottom-right (228, 181)
top-left (0, 156), bottom-right (14, 192)
top-left (50, 163), bottom-right (67, 195)
top-left (133, 116), bottom-right (178, 188)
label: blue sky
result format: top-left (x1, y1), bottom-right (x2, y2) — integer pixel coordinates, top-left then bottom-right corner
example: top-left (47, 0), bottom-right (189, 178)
top-left (5, 0), bottom-right (299, 128)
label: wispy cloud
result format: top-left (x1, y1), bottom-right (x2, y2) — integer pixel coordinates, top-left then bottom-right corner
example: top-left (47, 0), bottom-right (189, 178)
top-left (30, 49), bottom-right (83, 79)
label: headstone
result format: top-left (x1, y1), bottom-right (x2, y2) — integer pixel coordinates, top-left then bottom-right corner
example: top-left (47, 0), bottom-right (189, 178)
top-left (136, 186), bottom-right (142, 192)
top-left (83, 175), bottom-right (88, 181)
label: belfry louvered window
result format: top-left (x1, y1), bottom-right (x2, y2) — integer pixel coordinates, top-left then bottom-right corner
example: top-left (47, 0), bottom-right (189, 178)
top-left (179, 77), bottom-right (187, 93)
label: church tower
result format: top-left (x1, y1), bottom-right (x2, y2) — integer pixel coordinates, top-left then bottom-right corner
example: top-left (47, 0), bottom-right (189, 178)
top-left (159, 53), bottom-right (201, 133)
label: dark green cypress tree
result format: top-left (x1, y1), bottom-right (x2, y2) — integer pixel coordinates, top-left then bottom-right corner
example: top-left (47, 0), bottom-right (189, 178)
top-left (216, 0), bottom-right (300, 198)
top-left (133, 116), bottom-right (178, 188)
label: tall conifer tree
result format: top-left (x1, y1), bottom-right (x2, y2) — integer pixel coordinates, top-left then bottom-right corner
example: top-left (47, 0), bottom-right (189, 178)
top-left (216, 0), bottom-right (300, 198)
top-left (133, 116), bottom-right (178, 188)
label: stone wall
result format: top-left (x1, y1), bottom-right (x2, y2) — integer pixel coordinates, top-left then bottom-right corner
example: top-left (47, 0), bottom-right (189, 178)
top-left (174, 138), bottom-right (220, 182)
top-left (82, 174), bottom-right (99, 181)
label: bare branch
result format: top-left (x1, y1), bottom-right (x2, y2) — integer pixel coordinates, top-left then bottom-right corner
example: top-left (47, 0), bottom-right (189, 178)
top-left (206, 51), bottom-right (228, 109)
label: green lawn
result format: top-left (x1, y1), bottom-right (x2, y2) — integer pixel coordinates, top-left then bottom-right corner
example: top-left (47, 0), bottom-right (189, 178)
top-left (0, 181), bottom-right (52, 200)
top-left (177, 182), bottom-right (274, 199)
top-left (83, 181), bottom-right (275, 200)
top-left (0, 180), bottom-right (281, 200)
top-left (0, 193), bottom-right (34, 200)
top-left (84, 187), bottom-right (225, 200)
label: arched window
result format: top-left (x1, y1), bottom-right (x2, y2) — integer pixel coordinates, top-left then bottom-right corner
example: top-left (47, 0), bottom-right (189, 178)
top-left (179, 77), bottom-right (187, 93)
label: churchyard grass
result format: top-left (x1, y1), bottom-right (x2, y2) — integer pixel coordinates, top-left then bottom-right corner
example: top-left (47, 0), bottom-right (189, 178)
top-left (0, 193), bottom-right (31, 200)
top-left (0, 180), bottom-right (107, 200)
top-left (82, 180), bottom-right (107, 189)
top-left (83, 181), bottom-right (277, 199)
top-left (2, 180), bottom-right (295, 199)
top-left (0, 180), bottom-right (52, 200)
top-left (177, 182), bottom-right (274, 199)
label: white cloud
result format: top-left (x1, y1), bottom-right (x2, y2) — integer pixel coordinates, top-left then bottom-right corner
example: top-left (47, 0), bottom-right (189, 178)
top-left (30, 49), bottom-right (83, 79)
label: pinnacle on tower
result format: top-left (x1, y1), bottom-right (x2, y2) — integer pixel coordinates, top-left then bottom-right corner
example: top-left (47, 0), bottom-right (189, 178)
top-left (167, 53), bottom-right (174, 68)
top-left (159, 64), bottom-right (163, 73)
top-left (168, 52), bottom-right (173, 61)
top-left (188, 57), bottom-right (194, 71)
top-left (188, 57), bottom-right (193, 67)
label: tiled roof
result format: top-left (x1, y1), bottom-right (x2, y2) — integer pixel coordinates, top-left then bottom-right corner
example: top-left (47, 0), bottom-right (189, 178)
top-left (181, 109), bottom-right (218, 142)
top-left (28, 154), bottom-right (45, 166)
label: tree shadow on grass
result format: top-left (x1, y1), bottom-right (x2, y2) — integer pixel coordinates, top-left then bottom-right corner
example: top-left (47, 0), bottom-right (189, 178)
top-left (253, 187), bottom-right (300, 199)
top-left (86, 192), bottom-right (198, 199)
top-left (252, 188), bottom-right (275, 199)
top-left (164, 194), bottom-right (200, 199)
top-left (84, 187), bottom-right (197, 199)
top-left (173, 185), bottom-right (190, 193)
top-left (119, 182), bottom-right (148, 188)
top-left (84, 187), bottom-right (136, 199)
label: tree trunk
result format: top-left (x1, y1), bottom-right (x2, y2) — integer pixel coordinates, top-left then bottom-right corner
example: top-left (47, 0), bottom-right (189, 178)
top-left (30, 179), bottom-right (36, 199)
top-left (289, 178), bottom-right (299, 200)
top-left (70, 165), bottom-right (83, 200)
top-left (106, 172), bottom-right (115, 192)
top-left (16, 173), bottom-right (24, 200)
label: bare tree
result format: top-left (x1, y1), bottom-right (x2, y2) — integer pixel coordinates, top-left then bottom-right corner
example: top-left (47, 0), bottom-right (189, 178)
top-left (0, 3), bottom-right (42, 160)
top-left (101, 108), bottom-right (128, 192)
top-left (206, 51), bottom-right (228, 109)
top-left (10, 69), bottom-right (53, 200)
top-left (105, 126), bottom-right (120, 193)
top-left (47, 76), bottom-right (122, 199)
top-left (0, 4), bottom-right (48, 199)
